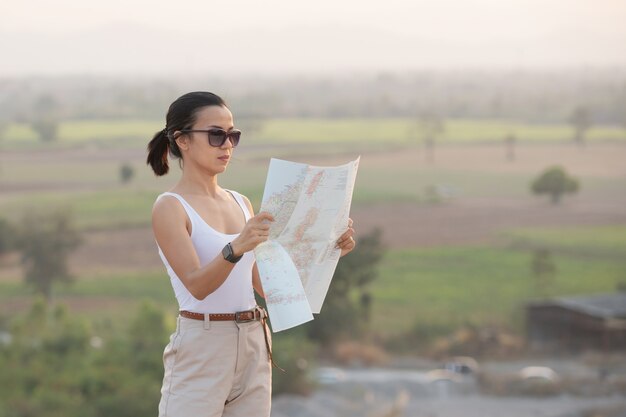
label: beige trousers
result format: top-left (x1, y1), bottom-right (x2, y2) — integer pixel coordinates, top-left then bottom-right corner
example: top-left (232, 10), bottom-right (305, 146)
top-left (158, 315), bottom-right (272, 417)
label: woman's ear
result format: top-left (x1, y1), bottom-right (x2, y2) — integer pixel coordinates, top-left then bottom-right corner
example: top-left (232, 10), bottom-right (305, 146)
top-left (174, 131), bottom-right (189, 151)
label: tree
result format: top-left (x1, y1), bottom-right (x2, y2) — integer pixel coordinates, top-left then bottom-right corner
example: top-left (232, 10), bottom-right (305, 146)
top-left (505, 133), bottom-right (517, 162)
top-left (119, 162), bottom-right (135, 184)
top-left (0, 120), bottom-right (6, 177)
top-left (0, 300), bottom-right (163, 417)
top-left (0, 120), bottom-right (7, 141)
top-left (305, 228), bottom-right (385, 345)
top-left (531, 248), bottom-right (556, 296)
top-left (31, 94), bottom-right (60, 142)
top-left (417, 113), bottom-right (445, 162)
top-left (31, 118), bottom-right (59, 142)
top-left (531, 166), bottom-right (579, 204)
top-left (568, 106), bottom-right (592, 147)
top-left (0, 218), bottom-right (16, 255)
top-left (622, 102), bottom-right (626, 139)
top-left (271, 331), bottom-right (317, 396)
top-left (237, 117), bottom-right (266, 139)
top-left (15, 210), bottom-right (81, 300)
top-left (128, 300), bottom-right (169, 378)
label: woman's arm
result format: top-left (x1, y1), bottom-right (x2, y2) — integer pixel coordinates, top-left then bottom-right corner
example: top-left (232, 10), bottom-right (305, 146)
top-left (152, 196), bottom-right (273, 300)
top-left (239, 195), bottom-right (266, 299)
top-left (252, 263), bottom-right (265, 298)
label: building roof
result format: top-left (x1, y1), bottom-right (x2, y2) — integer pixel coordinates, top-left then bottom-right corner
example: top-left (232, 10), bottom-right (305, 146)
top-left (528, 292), bottom-right (626, 319)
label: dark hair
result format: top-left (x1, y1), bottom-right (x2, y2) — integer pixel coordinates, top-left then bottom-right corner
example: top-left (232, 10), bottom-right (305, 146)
top-left (146, 91), bottom-right (227, 176)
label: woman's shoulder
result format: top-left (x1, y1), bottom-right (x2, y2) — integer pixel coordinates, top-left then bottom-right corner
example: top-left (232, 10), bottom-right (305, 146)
top-left (224, 189), bottom-right (254, 214)
top-left (153, 191), bottom-right (180, 208)
top-left (152, 192), bottom-right (187, 222)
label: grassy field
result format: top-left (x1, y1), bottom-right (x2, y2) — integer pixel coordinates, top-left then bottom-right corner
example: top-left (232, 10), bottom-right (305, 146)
top-left (0, 188), bottom-right (161, 230)
top-left (2, 120), bottom-right (161, 149)
top-left (2, 140), bottom-right (625, 233)
top-left (504, 225), bottom-right (626, 257)
top-left (0, 272), bottom-right (177, 330)
top-left (260, 118), bottom-right (626, 144)
top-left (1, 225), bottom-right (623, 340)
top-left (2, 168), bottom-right (621, 232)
top-left (369, 225), bottom-right (626, 337)
top-left (1, 121), bottom-right (624, 346)
top-left (2, 118), bottom-right (625, 149)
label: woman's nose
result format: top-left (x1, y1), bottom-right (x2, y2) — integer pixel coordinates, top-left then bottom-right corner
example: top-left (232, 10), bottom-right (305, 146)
top-left (222, 138), bottom-right (234, 149)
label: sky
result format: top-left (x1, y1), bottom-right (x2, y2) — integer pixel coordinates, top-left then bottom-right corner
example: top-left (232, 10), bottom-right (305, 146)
top-left (1, 0), bottom-right (625, 76)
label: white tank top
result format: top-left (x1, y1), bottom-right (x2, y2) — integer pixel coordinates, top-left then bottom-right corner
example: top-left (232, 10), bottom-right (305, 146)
top-left (154, 190), bottom-right (256, 314)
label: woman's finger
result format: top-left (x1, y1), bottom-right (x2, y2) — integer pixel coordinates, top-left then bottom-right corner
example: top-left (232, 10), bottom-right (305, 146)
top-left (256, 212), bottom-right (275, 222)
top-left (338, 236), bottom-right (355, 248)
top-left (338, 228), bottom-right (354, 242)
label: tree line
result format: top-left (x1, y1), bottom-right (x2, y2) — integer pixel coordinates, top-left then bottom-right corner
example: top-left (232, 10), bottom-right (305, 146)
top-left (1, 69), bottom-right (625, 126)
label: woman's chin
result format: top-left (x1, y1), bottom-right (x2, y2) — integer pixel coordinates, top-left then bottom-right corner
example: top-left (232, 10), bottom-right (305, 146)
top-left (208, 165), bottom-right (228, 175)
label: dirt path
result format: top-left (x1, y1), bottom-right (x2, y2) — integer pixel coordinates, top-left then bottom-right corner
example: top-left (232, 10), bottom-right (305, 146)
top-left (354, 197), bottom-right (626, 247)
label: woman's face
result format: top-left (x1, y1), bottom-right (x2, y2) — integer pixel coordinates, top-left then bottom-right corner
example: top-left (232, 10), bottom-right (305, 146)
top-left (176, 105), bottom-right (236, 175)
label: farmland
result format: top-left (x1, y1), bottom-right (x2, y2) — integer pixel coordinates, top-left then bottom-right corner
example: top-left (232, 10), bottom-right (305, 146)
top-left (1, 121), bottom-right (625, 340)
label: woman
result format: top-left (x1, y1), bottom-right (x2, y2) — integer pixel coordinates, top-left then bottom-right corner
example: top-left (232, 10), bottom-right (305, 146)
top-left (146, 91), bottom-right (356, 417)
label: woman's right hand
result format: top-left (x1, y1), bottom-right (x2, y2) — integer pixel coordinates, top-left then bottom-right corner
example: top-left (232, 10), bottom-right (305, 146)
top-left (230, 212), bottom-right (275, 256)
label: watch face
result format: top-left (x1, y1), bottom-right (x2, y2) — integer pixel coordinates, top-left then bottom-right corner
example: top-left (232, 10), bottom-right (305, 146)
top-left (223, 243), bottom-right (233, 259)
top-left (223, 243), bottom-right (239, 263)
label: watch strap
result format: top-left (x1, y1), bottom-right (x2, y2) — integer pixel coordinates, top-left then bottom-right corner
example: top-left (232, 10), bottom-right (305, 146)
top-left (222, 242), bottom-right (243, 263)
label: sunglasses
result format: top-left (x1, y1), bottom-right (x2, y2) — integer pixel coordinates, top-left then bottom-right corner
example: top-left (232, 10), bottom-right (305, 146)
top-left (179, 128), bottom-right (241, 147)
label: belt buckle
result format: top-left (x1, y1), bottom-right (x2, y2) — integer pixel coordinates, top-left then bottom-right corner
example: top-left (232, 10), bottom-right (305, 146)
top-left (235, 310), bottom-right (255, 323)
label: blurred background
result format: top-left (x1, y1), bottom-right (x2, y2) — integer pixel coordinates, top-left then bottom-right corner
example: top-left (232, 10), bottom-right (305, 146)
top-left (1, 1), bottom-right (625, 416)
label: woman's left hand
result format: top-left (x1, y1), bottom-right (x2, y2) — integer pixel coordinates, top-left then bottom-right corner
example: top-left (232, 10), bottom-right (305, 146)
top-left (337, 218), bottom-right (356, 257)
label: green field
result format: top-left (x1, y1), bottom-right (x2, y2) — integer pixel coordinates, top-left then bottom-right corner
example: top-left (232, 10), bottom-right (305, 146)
top-left (0, 272), bottom-right (169, 302)
top-left (369, 225), bottom-right (626, 337)
top-left (3, 170), bottom-right (621, 232)
top-left (1, 225), bottom-right (623, 340)
top-left (1, 116), bottom-right (625, 348)
top-left (0, 189), bottom-right (161, 230)
top-left (2, 140), bottom-right (624, 233)
top-left (2, 118), bottom-right (624, 150)
top-left (504, 225), bottom-right (626, 257)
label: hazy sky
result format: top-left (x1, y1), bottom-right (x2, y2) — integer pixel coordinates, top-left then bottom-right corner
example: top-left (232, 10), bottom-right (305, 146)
top-left (1, 0), bottom-right (625, 75)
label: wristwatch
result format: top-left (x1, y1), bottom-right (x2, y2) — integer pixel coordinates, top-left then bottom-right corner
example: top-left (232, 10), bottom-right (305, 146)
top-left (222, 242), bottom-right (243, 263)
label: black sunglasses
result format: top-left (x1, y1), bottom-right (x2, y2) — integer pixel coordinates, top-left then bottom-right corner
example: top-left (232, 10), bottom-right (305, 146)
top-left (179, 128), bottom-right (241, 147)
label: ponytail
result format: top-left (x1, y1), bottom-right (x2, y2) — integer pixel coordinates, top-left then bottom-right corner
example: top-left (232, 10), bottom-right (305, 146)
top-left (146, 129), bottom-right (170, 176)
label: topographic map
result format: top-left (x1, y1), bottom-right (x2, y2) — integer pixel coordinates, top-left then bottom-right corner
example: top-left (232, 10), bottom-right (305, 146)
top-left (254, 157), bottom-right (360, 332)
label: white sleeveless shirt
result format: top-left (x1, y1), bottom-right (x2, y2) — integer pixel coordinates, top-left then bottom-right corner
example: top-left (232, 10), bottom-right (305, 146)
top-left (154, 190), bottom-right (256, 314)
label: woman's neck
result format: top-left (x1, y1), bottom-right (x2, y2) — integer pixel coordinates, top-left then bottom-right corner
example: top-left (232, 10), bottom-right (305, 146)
top-left (175, 167), bottom-right (221, 197)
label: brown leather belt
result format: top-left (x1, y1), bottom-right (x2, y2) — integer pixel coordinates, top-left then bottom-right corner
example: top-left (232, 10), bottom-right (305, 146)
top-left (179, 306), bottom-right (283, 371)
top-left (179, 308), bottom-right (264, 323)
